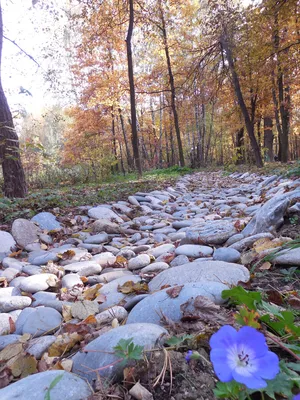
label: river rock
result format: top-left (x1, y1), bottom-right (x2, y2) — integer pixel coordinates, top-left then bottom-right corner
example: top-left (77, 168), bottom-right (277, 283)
top-left (72, 323), bottom-right (167, 384)
top-left (146, 244), bottom-right (175, 258)
top-left (19, 274), bottom-right (58, 293)
top-left (149, 260), bottom-right (250, 291)
top-left (84, 232), bottom-right (109, 244)
top-left (272, 247), bottom-right (300, 266)
top-left (11, 218), bottom-right (41, 248)
top-left (27, 335), bottom-right (56, 359)
top-left (126, 281), bottom-right (229, 326)
top-left (213, 247), bottom-right (241, 263)
top-left (92, 219), bottom-right (121, 234)
top-left (21, 307), bottom-right (62, 336)
top-left (140, 262), bottom-right (169, 274)
top-left (31, 212), bottom-right (62, 230)
top-left (63, 260), bottom-right (102, 275)
top-left (0, 296), bottom-right (32, 312)
top-left (175, 244), bottom-right (213, 258)
top-left (186, 220), bottom-right (237, 245)
top-left (88, 206), bottom-right (124, 222)
top-left (0, 370), bottom-right (93, 400)
top-left (0, 231), bottom-right (16, 253)
top-left (228, 233), bottom-right (274, 252)
top-left (95, 306), bottom-right (128, 325)
top-left (128, 254), bottom-right (151, 270)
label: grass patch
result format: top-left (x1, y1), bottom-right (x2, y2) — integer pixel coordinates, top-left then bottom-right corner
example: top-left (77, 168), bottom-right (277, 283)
top-left (0, 167), bottom-right (192, 224)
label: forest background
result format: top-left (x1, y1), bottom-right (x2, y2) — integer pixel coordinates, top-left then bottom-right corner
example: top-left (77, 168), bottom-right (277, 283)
top-left (0, 0), bottom-right (299, 198)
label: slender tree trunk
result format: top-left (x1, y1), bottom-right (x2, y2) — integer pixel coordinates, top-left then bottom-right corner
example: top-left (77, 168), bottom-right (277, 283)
top-left (0, 5), bottom-right (27, 197)
top-left (158, 0), bottom-right (185, 166)
top-left (236, 127), bottom-right (245, 165)
top-left (126, 0), bottom-right (142, 177)
top-left (221, 31), bottom-right (263, 167)
top-left (111, 106), bottom-right (118, 173)
top-left (263, 116), bottom-right (274, 162)
top-left (118, 108), bottom-right (133, 170)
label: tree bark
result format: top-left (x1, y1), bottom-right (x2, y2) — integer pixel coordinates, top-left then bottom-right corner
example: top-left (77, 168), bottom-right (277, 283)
top-left (126, 0), bottom-right (142, 177)
top-left (221, 31), bottom-right (263, 168)
top-left (118, 108), bottom-right (133, 170)
top-left (0, 4), bottom-right (27, 197)
top-left (263, 116), bottom-right (274, 162)
top-left (235, 127), bottom-right (245, 165)
top-left (158, 0), bottom-right (185, 166)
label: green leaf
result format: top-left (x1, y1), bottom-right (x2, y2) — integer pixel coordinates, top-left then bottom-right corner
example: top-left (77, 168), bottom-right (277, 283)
top-left (264, 371), bottom-right (295, 400)
top-left (44, 374), bottom-right (64, 400)
top-left (213, 381), bottom-right (248, 400)
top-left (164, 334), bottom-right (194, 347)
top-left (222, 286), bottom-right (262, 310)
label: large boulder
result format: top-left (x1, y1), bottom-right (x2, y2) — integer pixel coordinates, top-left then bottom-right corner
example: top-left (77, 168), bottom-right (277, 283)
top-left (149, 260), bottom-right (250, 291)
top-left (11, 218), bottom-right (41, 248)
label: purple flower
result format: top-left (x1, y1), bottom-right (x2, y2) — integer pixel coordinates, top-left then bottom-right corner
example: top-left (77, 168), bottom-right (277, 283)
top-left (209, 325), bottom-right (279, 390)
top-left (185, 350), bottom-right (193, 364)
top-left (293, 395), bottom-right (300, 400)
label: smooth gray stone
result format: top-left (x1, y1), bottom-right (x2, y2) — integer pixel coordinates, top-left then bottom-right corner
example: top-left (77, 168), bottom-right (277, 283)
top-left (84, 232), bottom-right (109, 244)
top-left (72, 323), bottom-right (167, 384)
top-left (22, 307), bottom-right (62, 336)
top-left (63, 261), bottom-right (102, 276)
top-left (97, 275), bottom-right (141, 311)
top-left (272, 247), bottom-right (300, 265)
top-left (127, 281), bottom-right (229, 325)
top-left (225, 233), bottom-right (244, 246)
top-left (149, 260), bottom-right (250, 291)
top-left (22, 265), bottom-right (43, 275)
top-left (170, 255), bottom-right (190, 267)
top-left (27, 335), bottom-right (56, 359)
top-left (128, 254), bottom-right (151, 270)
top-left (0, 231), bottom-right (16, 253)
top-left (0, 334), bottom-right (21, 350)
top-left (229, 233), bottom-right (274, 252)
top-left (0, 313), bottom-right (13, 335)
top-left (15, 308), bottom-right (36, 334)
top-left (175, 244), bottom-right (213, 258)
top-left (213, 248), bottom-right (241, 263)
top-left (95, 306), bottom-right (128, 325)
top-left (93, 252), bottom-right (116, 267)
top-left (140, 262), bottom-right (169, 274)
top-left (61, 274), bottom-right (83, 289)
top-left (172, 220), bottom-right (194, 229)
top-left (0, 287), bottom-right (21, 297)
top-left (0, 296), bottom-right (32, 312)
top-left (2, 258), bottom-right (25, 270)
top-left (88, 206), bottom-right (124, 222)
top-left (11, 218), bottom-right (41, 248)
top-left (186, 220), bottom-right (237, 245)
top-left (242, 189), bottom-right (300, 236)
top-left (19, 274), bottom-right (58, 293)
top-left (116, 249), bottom-right (136, 259)
top-left (0, 371), bottom-right (93, 400)
top-left (128, 195), bottom-right (140, 206)
top-left (146, 244), bottom-right (175, 258)
top-left (31, 291), bottom-right (59, 306)
top-left (0, 268), bottom-right (19, 282)
top-left (31, 212), bottom-right (62, 230)
top-left (25, 243), bottom-right (41, 252)
top-left (168, 232), bottom-right (186, 241)
top-left (124, 294), bottom-right (149, 311)
top-left (87, 270), bottom-right (132, 284)
top-left (29, 251), bottom-right (59, 266)
top-left (92, 219), bottom-right (121, 234)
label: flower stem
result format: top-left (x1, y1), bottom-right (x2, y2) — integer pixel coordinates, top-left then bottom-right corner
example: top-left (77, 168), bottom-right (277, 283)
top-left (261, 392), bottom-right (265, 400)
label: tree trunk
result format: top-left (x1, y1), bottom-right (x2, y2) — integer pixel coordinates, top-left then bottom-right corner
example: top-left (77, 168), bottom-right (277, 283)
top-left (118, 108), bottom-right (133, 170)
top-left (221, 31), bottom-right (263, 168)
top-left (111, 106), bottom-right (118, 173)
top-left (263, 116), bottom-right (274, 162)
top-left (126, 0), bottom-right (142, 177)
top-left (158, 0), bottom-right (185, 166)
top-left (0, 5), bottom-right (27, 198)
top-left (235, 127), bottom-right (245, 165)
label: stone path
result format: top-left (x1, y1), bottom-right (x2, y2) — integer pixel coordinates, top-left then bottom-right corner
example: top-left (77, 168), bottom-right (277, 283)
top-left (0, 171), bottom-right (300, 398)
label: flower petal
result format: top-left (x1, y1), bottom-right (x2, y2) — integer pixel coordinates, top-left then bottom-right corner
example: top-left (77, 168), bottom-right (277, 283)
top-left (210, 348), bottom-right (233, 382)
top-left (232, 369), bottom-right (267, 389)
top-left (236, 326), bottom-right (268, 358)
top-left (209, 325), bottom-right (238, 350)
top-left (255, 351), bottom-right (280, 380)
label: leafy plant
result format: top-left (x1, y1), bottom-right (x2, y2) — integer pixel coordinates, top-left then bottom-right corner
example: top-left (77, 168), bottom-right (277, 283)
top-left (113, 338), bottom-right (144, 367)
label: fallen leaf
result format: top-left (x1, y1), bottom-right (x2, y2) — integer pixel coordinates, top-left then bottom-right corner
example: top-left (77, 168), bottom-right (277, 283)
top-left (160, 284), bottom-right (171, 290)
top-left (60, 359), bottom-right (73, 372)
top-left (81, 315), bottom-right (97, 325)
top-left (40, 244), bottom-right (48, 250)
top-left (115, 255), bottom-right (128, 265)
top-left (0, 277), bottom-right (8, 287)
top-left (0, 367), bottom-right (12, 389)
top-left (57, 250), bottom-right (76, 260)
top-left (48, 333), bottom-right (83, 357)
top-left (266, 290), bottom-right (283, 306)
top-left (83, 284), bottom-right (102, 301)
top-left (62, 305), bottom-right (72, 322)
top-left (95, 293), bottom-right (107, 303)
top-left (80, 276), bottom-right (88, 283)
top-left (259, 261), bottom-right (272, 270)
top-left (71, 300), bottom-right (99, 320)
top-left (181, 295), bottom-right (229, 325)
top-left (166, 285), bottom-right (183, 298)
top-left (11, 354), bottom-right (38, 378)
top-left (112, 318), bottom-right (119, 328)
top-left (117, 281), bottom-right (149, 295)
top-left (8, 250), bottom-right (22, 258)
top-left (288, 294), bottom-right (300, 310)
top-left (9, 317), bottom-right (15, 334)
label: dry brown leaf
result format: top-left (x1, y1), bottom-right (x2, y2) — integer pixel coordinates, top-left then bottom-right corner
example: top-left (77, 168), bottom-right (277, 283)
top-left (83, 284), bottom-right (102, 301)
top-left (62, 305), bottom-right (72, 322)
top-left (288, 294), bottom-right (300, 309)
top-left (60, 359), bottom-right (73, 372)
top-left (9, 317), bottom-right (15, 334)
top-left (0, 277), bottom-right (8, 288)
top-left (180, 295), bottom-right (229, 325)
top-left (11, 354), bottom-right (38, 378)
top-left (48, 333), bottom-right (83, 357)
top-left (95, 293), bottom-right (107, 304)
top-left (117, 281), bottom-right (149, 295)
top-left (166, 285), bottom-right (184, 298)
top-left (8, 250), bottom-right (22, 258)
top-left (266, 290), bottom-right (283, 306)
top-left (115, 255), bottom-right (128, 265)
top-left (0, 367), bottom-right (12, 389)
top-left (57, 250), bottom-right (76, 260)
top-left (0, 342), bottom-right (23, 363)
top-left (81, 315), bottom-right (97, 325)
top-left (80, 276), bottom-right (88, 283)
top-left (259, 261), bottom-right (272, 270)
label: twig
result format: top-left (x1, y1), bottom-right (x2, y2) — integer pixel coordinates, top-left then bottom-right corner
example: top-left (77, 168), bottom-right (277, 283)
top-left (265, 332), bottom-right (300, 361)
top-left (3, 34), bottom-right (40, 67)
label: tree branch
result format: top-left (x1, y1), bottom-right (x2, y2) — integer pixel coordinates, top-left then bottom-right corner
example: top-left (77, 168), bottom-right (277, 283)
top-left (3, 35), bottom-right (40, 67)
